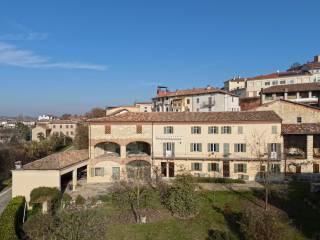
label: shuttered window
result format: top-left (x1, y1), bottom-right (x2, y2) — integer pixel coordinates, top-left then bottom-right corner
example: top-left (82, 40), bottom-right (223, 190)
top-left (191, 162), bottom-right (202, 171)
top-left (190, 143), bottom-right (202, 152)
top-left (191, 126), bottom-right (201, 134)
top-left (234, 143), bottom-right (246, 152)
top-left (208, 143), bottom-right (219, 152)
top-left (136, 125), bottom-right (142, 134)
top-left (90, 167), bottom-right (104, 177)
top-left (208, 163), bottom-right (219, 172)
top-left (234, 163), bottom-right (247, 173)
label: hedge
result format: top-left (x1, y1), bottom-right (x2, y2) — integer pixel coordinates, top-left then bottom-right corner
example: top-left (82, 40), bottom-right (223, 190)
top-left (0, 196), bottom-right (25, 240)
top-left (196, 177), bottom-right (245, 184)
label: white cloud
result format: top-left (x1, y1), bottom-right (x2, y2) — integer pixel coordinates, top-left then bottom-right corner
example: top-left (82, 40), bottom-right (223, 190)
top-left (0, 42), bottom-right (107, 71)
top-left (0, 32), bottom-right (49, 41)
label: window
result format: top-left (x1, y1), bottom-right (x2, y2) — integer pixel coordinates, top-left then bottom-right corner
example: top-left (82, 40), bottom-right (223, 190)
top-left (196, 98), bottom-right (200, 103)
top-left (208, 143), bottom-right (219, 152)
top-left (297, 117), bottom-right (302, 123)
top-left (208, 163), bottom-right (219, 172)
top-left (265, 81), bottom-right (270, 86)
top-left (60, 125), bottom-right (62, 129)
top-left (164, 126), bottom-right (174, 134)
top-left (221, 126), bottom-right (232, 134)
top-left (163, 142), bottom-right (175, 157)
top-left (70, 131), bottom-right (74, 135)
top-left (270, 143), bottom-right (277, 152)
top-left (53, 125), bottom-right (56, 129)
top-left (66, 125), bottom-right (69, 129)
top-left (187, 99), bottom-right (190, 104)
top-left (70, 125), bottom-right (73, 128)
top-left (208, 126), bottom-right (219, 134)
top-left (191, 126), bottom-right (201, 134)
top-left (136, 125), bottom-right (142, 134)
top-left (91, 167), bottom-right (104, 177)
top-left (289, 79), bottom-right (295, 84)
top-left (196, 108), bottom-right (199, 112)
top-left (190, 143), bottom-right (202, 152)
top-left (280, 80), bottom-right (286, 84)
top-left (191, 162), bottom-right (202, 171)
top-left (234, 163), bottom-right (247, 173)
top-left (238, 126), bottom-right (243, 134)
top-left (272, 126), bottom-right (277, 134)
top-left (223, 143), bottom-right (230, 156)
top-left (105, 125), bottom-right (111, 134)
top-left (66, 131), bottom-right (69, 135)
top-left (270, 164), bottom-right (280, 173)
top-left (272, 80), bottom-right (278, 85)
top-left (234, 143), bottom-right (246, 152)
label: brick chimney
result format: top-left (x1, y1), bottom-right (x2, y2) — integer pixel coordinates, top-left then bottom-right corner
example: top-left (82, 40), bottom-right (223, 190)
top-left (314, 55), bottom-right (320, 63)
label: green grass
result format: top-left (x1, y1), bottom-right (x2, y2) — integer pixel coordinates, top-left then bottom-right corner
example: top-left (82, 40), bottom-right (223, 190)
top-left (0, 177), bottom-right (11, 192)
top-left (104, 190), bottom-right (306, 240)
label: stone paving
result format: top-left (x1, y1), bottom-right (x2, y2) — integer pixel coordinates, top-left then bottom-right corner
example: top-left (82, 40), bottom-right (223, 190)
top-left (0, 187), bottom-right (12, 214)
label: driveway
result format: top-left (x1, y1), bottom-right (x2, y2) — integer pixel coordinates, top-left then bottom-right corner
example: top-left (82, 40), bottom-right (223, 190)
top-left (0, 187), bottom-right (12, 214)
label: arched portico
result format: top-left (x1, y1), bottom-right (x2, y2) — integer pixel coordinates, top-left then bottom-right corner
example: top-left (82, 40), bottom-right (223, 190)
top-left (94, 141), bottom-right (120, 158)
top-left (126, 160), bottom-right (151, 180)
top-left (126, 141), bottom-right (151, 157)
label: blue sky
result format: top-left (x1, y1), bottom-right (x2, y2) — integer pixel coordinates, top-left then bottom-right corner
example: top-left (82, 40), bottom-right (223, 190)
top-left (0, 0), bottom-right (319, 116)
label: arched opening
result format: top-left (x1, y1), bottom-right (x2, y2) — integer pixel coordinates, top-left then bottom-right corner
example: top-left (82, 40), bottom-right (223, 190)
top-left (126, 160), bottom-right (151, 180)
top-left (94, 142), bottom-right (120, 158)
top-left (126, 141), bottom-right (151, 157)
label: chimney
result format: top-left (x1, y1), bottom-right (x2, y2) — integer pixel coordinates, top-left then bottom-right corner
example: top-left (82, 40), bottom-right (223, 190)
top-left (314, 55), bottom-right (320, 63)
top-left (14, 161), bottom-right (22, 170)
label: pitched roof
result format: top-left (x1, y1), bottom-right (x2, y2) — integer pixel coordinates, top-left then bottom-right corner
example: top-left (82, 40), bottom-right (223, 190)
top-left (282, 124), bottom-right (320, 135)
top-left (87, 111), bottom-right (282, 123)
top-left (155, 86), bottom-right (236, 98)
top-left (261, 82), bottom-right (320, 94)
top-left (246, 71), bottom-right (309, 81)
top-left (23, 150), bottom-right (89, 170)
top-left (255, 99), bottom-right (320, 111)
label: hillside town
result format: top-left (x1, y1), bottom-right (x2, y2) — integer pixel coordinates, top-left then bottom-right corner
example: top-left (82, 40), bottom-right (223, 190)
top-left (1, 1), bottom-right (320, 239)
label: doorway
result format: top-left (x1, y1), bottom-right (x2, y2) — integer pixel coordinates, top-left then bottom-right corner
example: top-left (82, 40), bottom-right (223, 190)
top-left (160, 162), bottom-right (175, 177)
top-left (223, 161), bottom-right (230, 178)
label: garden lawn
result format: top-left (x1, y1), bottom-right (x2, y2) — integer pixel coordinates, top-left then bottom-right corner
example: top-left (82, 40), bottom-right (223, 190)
top-left (105, 191), bottom-right (306, 240)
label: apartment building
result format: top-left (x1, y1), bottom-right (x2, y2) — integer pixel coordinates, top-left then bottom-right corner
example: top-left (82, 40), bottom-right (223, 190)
top-left (260, 82), bottom-right (320, 107)
top-left (153, 86), bottom-right (240, 112)
top-left (32, 120), bottom-right (78, 141)
top-left (87, 111), bottom-right (286, 182)
top-left (106, 102), bottom-right (153, 116)
top-left (224, 55), bottom-right (320, 97)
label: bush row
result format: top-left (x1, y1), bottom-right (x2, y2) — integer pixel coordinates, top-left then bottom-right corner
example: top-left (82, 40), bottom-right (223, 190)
top-left (0, 196), bottom-right (25, 240)
top-left (196, 177), bottom-right (245, 184)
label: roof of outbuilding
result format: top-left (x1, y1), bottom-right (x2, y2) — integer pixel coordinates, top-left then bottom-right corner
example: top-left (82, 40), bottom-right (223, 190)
top-left (155, 86), bottom-right (237, 98)
top-left (87, 111), bottom-right (282, 123)
top-left (261, 82), bottom-right (320, 94)
top-left (246, 71), bottom-right (309, 81)
top-left (23, 150), bottom-right (89, 170)
top-left (282, 123), bottom-right (320, 135)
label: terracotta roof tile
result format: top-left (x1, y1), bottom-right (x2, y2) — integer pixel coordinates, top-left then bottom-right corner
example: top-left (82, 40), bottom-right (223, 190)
top-left (282, 123), bottom-right (320, 135)
top-left (155, 86), bottom-right (236, 98)
top-left (261, 82), bottom-right (320, 94)
top-left (246, 71), bottom-right (309, 81)
top-left (23, 150), bottom-right (89, 170)
top-left (88, 111), bottom-right (282, 123)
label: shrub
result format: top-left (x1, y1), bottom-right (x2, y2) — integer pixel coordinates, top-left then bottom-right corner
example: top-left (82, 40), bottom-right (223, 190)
top-left (75, 194), bottom-right (86, 205)
top-left (207, 229), bottom-right (231, 240)
top-left (165, 174), bottom-right (199, 218)
top-left (61, 193), bottom-right (72, 207)
top-left (196, 177), bottom-right (245, 184)
top-left (0, 196), bottom-right (25, 240)
top-left (239, 204), bottom-right (283, 240)
top-left (30, 187), bottom-right (61, 213)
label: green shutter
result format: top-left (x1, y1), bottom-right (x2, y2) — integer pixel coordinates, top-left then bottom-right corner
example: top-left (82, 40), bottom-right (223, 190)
top-left (216, 144), bottom-right (219, 152)
top-left (172, 143), bottom-right (175, 157)
top-left (190, 143), bottom-right (193, 152)
top-left (163, 143), bottom-right (166, 157)
top-left (234, 164), bottom-right (238, 173)
top-left (243, 144), bottom-right (247, 152)
top-left (216, 163), bottom-right (219, 172)
top-left (243, 164), bottom-right (247, 173)
top-left (199, 163), bottom-right (202, 171)
top-left (234, 144), bottom-right (237, 152)
top-left (208, 163), bottom-right (212, 172)
top-left (191, 163), bottom-right (195, 170)
top-left (90, 168), bottom-right (94, 177)
top-left (199, 143), bottom-right (202, 152)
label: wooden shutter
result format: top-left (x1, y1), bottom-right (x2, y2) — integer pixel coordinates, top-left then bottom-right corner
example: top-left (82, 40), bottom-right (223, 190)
top-left (208, 163), bottom-right (212, 172)
top-left (216, 163), bottom-right (220, 172)
top-left (216, 144), bottom-right (219, 152)
top-left (243, 144), bottom-right (247, 152)
top-left (190, 143), bottom-right (193, 152)
top-left (199, 143), bottom-right (202, 152)
top-left (243, 164), bottom-right (247, 173)
top-left (191, 163), bottom-right (195, 170)
top-left (136, 125), bottom-right (142, 134)
top-left (90, 168), bottom-right (95, 177)
top-left (234, 163), bottom-right (238, 173)
top-left (276, 143), bottom-right (281, 160)
top-left (199, 163), bottom-right (202, 171)
top-left (172, 143), bottom-right (175, 157)
top-left (163, 143), bottom-right (166, 157)
top-left (267, 144), bottom-right (271, 158)
top-left (208, 143), bottom-right (211, 152)
top-left (234, 144), bottom-right (238, 152)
